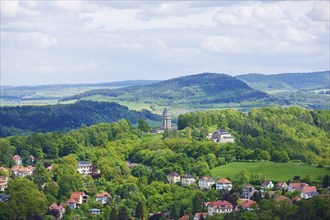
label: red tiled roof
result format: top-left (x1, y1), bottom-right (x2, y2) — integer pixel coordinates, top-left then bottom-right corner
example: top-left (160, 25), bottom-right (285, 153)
top-left (97, 191), bottom-right (111, 198)
top-left (275, 195), bottom-right (291, 202)
top-left (194, 212), bottom-right (208, 220)
top-left (208, 200), bottom-right (233, 208)
top-left (67, 198), bottom-right (77, 203)
top-left (289, 182), bottom-right (308, 191)
top-left (0, 167), bottom-right (8, 172)
top-left (240, 200), bottom-right (257, 209)
top-left (217, 178), bottom-right (231, 184)
top-left (302, 186), bottom-right (317, 193)
top-left (179, 214), bottom-right (189, 220)
top-left (49, 203), bottom-right (59, 210)
top-left (13, 155), bottom-right (21, 160)
top-left (70, 192), bottom-right (85, 201)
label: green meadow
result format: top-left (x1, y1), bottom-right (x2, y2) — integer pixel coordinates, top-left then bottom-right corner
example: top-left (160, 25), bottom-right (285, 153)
top-left (210, 161), bottom-right (329, 183)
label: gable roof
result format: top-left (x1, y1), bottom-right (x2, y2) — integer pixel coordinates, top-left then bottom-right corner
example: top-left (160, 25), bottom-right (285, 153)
top-left (240, 200), bottom-right (257, 209)
top-left (261, 180), bottom-right (272, 186)
top-left (182, 173), bottom-right (194, 179)
top-left (302, 186), bottom-right (317, 193)
top-left (276, 181), bottom-right (287, 187)
top-left (208, 200), bottom-right (233, 208)
top-left (97, 191), bottom-right (111, 198)
top-left (217, 178), bottom-right (231, 184)
top-left (179, 214), bottom-right (189, 220)
top-left (200, 176), bottom-right (214, 182)
top-left (289, 182), bottom-right (308, 191)
top-left (168, 171), bottom-right (180, 177)
top-left (70, 192), bottom-right (85, 200)
top-left (66, 198), bottom-right (77, 203)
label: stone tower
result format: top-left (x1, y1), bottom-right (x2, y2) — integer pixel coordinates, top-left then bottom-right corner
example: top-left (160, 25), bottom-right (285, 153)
top-left (161, 107), bottom-right (171, 130)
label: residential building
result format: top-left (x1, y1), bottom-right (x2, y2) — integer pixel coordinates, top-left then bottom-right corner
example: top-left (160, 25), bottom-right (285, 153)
top-left (11, 165), bottom-right (34, 177)
top-left (216, 178), bottom-right (233, 191)
top-left (261, 180), bottom-right (274, 189)
top-left (242, 183), bottom-right (255, 199)
top-left (77, 161), bottom-right (92, 174)
top-left (70, 192), bottom-right (86, 204)
top-left (167, 171), bottom-right (181, 184)
top-left (208, 129), bottom-right (235, 143)
top-left (194, 212), bottom-right (207, 220)
top-left (48, 203), bottom-right (65, 219)
top-left (96, 191), bottom-right (111, 204)
top-left (66, 199), bottom-right (77, 210)
top-left (29, 155), bottom-right (36, 163)
top-left (276, 181), bottom-right (288, 190)
top-left (179, 214), bottom-right (190, 220)
top-left (207, 200), bottom-right (233, 215)
top-left (198, 176), bottom-right (215, 190)
top-left (288, 182), bottom-right (309, 192)
top-left (89, 209), bottom-right (101, 215)
top-left (13, 155), bottom-right (23, 165)
top-left (238, 199), bottom-right (257, 211)
top-left (0, 176), bottom-right (8, 191)
top-left (181, 173), bottom-right (196, 186)
top-left (301, 186), bottom-right (319, 199)
top-left (0, 194), bottom-right (9, 202)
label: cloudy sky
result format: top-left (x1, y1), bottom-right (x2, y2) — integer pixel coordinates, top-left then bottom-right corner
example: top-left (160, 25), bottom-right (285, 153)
top-left (1, 0), bottom-right (329, 86)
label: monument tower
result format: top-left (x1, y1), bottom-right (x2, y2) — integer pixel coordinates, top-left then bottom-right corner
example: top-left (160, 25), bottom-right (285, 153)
top-left (161, 107), bottom-right (171, 130)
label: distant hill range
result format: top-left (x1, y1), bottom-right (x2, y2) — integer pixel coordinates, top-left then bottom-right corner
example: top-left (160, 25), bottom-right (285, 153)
top-left (237, 71), bottom-right (330, 91)
top-left (0, 101), bottom-right (160, 137)
top-left (61, 73), bottom-right (269, 106)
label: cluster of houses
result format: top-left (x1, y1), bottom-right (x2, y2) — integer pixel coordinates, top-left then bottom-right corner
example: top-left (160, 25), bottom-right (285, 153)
top-left (166, 172), bottom-right (320, 219)
top-left (47, 191), bottom-right (112, 219)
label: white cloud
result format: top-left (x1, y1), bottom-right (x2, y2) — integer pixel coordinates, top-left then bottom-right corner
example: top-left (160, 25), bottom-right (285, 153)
top-left (18, 32), bottom-right (58, 48)
top-left (307, 1), bottom-right (329, 21)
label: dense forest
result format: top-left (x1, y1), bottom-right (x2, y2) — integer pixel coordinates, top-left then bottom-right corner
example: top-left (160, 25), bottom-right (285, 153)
top-left (0, 101), bottom-right (160, 137)
top-left (0, 106), bottom-right (329, 219)
top-left (61, 73), bottom-right (270, 106)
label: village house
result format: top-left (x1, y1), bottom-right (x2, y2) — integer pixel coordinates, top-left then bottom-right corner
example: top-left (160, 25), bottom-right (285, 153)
top-left (242, 183), bottom-right (255, 199)
top-left (193, 212), bottom-right (208, 220)
top-left (198, 176), bottom-right (215, 190)
top-left (29, 155), bottom-right (36, 163)
top-left (89, 208), bottom-right (101, 215)
top-left (288, 182), bottom-right (309, 192)
top-left (238, 199), bottom-right (257, 211)
top-left (0, 167), bottom-right (8, 173)
top-left (0, 194), bottom-right (9, 202)
top-left (48, 203), bottom-right (66, 219)
top-left (167, 171), bottom-right (181, 184)
top-left (181, 173), bottom-right (196, 186)
top-left (261, 180), bottom-right (274, 189)
top-left (66, 198), bottom-right (77, 210)
top-left (207, 200), bottom-right (234, 215)
top-left (70, 192), bottom-right (86, 205)
top-left (13, 155), bottom-right (23, 165)
top-left (179, 214), bottom-right (190, 220)
top-left (276, 181), bottom-right (288, 190)
top-left (207, 129), bottom-right (235, 143)
top-left (96, 191), bottom-right (111, 204)
top-left (301, 186), bottom-right (319, 199)
top-left (0, 176), bottom-right (8, 191)
top-left (216, 178), bottom-right (233, 191)
top-left (11, 165), bottom-right (34, 177)
top-left (77, 161), bottom-right (92, 174)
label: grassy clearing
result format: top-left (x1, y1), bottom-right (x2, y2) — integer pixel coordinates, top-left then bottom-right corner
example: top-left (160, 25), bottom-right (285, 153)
top-left (140, 133), bottom-right (163, 141)
top-left (210, 161), bottom-right (329, 183)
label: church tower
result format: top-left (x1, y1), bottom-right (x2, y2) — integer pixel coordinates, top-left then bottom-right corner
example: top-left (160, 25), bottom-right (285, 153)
top-left (161, 107), bottom-right (171, 130)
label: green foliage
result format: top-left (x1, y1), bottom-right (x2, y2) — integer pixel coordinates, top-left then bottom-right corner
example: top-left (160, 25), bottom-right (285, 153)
top-left (0, 101), bottom-right (159, 137)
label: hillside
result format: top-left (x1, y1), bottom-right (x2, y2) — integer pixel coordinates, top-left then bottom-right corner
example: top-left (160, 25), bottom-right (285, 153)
top-left (237, 71), bottom-right (330, 91)
top-left (61, 73), bottom-right (270, 107)
top-left (0, 101), bottom-right (160, 137)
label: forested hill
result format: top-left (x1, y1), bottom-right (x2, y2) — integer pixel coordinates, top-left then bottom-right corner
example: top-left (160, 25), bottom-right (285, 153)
top-left (237, 70), bottom-right (330, 91)
top-left (0, 101), bottom-right (160, 137)
top-left (61, 73), bottom-right (269, 105)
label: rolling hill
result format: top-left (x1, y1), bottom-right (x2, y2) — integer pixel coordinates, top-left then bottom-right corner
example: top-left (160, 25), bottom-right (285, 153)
top-left (0, 101), bottom-right (160, 137)
top-left (237, 70), bottom-right (330, 91)
top-left (61, 73), bottom-right (270, 107)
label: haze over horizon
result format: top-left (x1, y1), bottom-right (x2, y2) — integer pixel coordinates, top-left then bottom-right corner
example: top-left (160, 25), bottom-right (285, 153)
top-left (1, 0), bottom-right (329, 86)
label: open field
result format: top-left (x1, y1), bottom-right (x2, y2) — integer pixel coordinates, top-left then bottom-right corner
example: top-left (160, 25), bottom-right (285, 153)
top-left (210, 161), bottom-right (329, 183)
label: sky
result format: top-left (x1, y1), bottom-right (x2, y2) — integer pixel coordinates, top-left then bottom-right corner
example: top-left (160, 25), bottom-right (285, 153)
top-left (1, 0), bottom-right (329, 86)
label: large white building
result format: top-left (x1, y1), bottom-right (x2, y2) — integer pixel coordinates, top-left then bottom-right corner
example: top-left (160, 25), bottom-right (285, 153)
top-left (198, 176), bottom-right (215, 190)
top-left (216, 178), bottom-right (233, 191)
top-left (77, 161), bottom-right (92, 174)
top-left (208, 129), bottom-right (235, 143)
